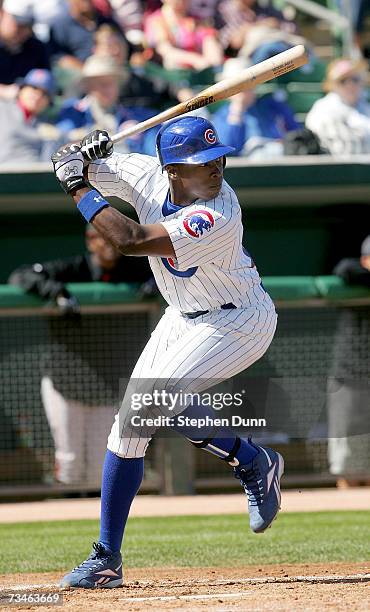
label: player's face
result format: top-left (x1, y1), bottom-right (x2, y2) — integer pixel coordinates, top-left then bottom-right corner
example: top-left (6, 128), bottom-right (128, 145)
top-left (86, 231), bottom-right (122, 269)
top-left (175, 157), bottom-right (224, 201)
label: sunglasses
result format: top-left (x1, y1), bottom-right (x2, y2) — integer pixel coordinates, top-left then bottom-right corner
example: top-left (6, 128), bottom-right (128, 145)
top-left (338, 75), bottom-right (363, 85)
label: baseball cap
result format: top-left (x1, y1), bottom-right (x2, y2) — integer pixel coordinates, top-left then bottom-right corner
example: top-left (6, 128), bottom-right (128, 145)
top-left (19, 69), bottom-right (56, 99)
top-left (81, 56), bottom-right (126, 81)
top-left (361, 235), bottom-right (370, 256)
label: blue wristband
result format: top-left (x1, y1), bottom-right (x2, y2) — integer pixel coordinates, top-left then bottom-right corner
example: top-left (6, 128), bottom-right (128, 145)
top-left (77, 190), bottom-right (109, 222)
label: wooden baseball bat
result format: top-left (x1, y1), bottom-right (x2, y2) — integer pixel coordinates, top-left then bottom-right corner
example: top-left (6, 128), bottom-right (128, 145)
top-left (111, 44), bottom-right (308, 144)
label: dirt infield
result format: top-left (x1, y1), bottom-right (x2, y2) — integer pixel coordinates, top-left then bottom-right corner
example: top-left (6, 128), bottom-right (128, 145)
top-left (1, 492), bottom-right (369, 610)
top-left (1, 488), bottom-right (370, 523)
top-left (0, 564), bottom-right (369, 611)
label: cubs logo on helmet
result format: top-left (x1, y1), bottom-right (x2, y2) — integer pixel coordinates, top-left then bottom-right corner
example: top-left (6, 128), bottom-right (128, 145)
top-left (204, 129), bottom-right (217, 144)
top-left (183, 210), bottom-right (215, 238)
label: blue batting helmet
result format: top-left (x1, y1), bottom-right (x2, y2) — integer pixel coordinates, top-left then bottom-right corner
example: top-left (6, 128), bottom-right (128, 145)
top-left (156, 116), bottom-right (234, 167)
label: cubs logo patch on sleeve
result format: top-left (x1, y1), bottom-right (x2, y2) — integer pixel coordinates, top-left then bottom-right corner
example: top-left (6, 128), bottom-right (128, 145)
top-left (183, 210), bottom-right (215, 238)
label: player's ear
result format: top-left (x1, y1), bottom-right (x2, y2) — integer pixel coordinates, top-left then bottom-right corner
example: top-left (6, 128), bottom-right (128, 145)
top-left (165, 164), bottom-right (179, 180)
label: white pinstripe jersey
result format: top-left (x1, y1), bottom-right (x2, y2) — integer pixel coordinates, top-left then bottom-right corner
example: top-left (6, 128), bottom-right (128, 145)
top-left (89, 152), bottom-right (271, 313)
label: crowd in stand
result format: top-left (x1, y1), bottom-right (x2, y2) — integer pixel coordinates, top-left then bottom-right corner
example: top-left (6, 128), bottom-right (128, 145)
top-left (1, 0), bottom-right (370, 163)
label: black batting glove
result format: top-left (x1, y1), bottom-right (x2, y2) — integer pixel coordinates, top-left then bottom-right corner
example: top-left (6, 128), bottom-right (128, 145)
top-left (80, 130), bottom-right (114, 162)
top-left (51, 143), bottom-right (87, 194)
top-left (56, 292), bottom-right (81, 318)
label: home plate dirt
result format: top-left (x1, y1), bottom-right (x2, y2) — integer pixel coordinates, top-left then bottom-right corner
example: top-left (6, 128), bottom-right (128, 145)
top-left (0, 564), bottom-right (369, 611)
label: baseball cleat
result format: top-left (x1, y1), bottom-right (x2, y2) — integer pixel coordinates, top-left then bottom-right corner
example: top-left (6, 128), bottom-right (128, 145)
top-left (60, 542), bottom-right (123, 589)
top-left (234, 440), bottom-right (284, 533)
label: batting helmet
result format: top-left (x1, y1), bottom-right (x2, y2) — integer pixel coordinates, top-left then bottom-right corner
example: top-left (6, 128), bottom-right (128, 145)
top-left (156, 116), bottom-right (235, 167)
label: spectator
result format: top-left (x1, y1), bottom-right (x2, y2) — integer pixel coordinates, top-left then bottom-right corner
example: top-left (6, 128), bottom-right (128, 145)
top-left (239, 22), bottom-right (307, 65)
top-left (56, 55), bottom-right (160, 155)
top-left (8, 225), bottom-right (157, 486)
top-left (0, 68), bottom-right (58, 165)
top-left (305, 58), bottom-right (370, 155)
top-left (94, 22), bottom-right (129, 65)
top-left (3, 0), bottom-right (67, 41)
top-left (109, 0), bottom-right (144, 46)
top-left (91, 0), bottom-right (112, 17)
top-left (144, 0), bottom-right (223, 71)
top-left (211, 58), bottom-right (299, 158)
top-left (188, 0), bottom-right (221, 24)
top-left (327, 234), bottom-right (370, 488)
top-left (0, 2), bottom-right (50, 99)
top-left (93, 24), bottom-right (164, 107)
top-left (48, 0), bottom-right (123, 69)
top-left (215, 0), bottom-right (295, 56)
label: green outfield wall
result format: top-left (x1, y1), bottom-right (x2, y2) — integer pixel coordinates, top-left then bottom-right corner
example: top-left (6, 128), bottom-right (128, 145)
top-left (0, 157), bottom-right (369, 282)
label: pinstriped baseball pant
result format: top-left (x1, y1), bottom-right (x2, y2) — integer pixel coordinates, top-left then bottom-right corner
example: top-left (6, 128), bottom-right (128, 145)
top-left (107, 299), bottom-right (277, 458)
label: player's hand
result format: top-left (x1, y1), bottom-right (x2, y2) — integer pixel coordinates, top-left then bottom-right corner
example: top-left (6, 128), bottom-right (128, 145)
top-left (56, 293), bottom-right (81, 317)
top-left (51, 143), bottom-right (87, 194)
top-left (80, 130), bottom-right (113, 162)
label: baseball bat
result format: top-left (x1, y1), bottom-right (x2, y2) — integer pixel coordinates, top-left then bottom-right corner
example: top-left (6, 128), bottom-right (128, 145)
top-left (111, 44), bottom-right (308, 144)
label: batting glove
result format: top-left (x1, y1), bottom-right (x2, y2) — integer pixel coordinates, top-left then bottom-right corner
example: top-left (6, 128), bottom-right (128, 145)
top-left (51, 143), bottom-right (87, 194)
top-left (56, 293), bottom-right (81, 318)
top-left (80, 130), bottom-right (113, 162)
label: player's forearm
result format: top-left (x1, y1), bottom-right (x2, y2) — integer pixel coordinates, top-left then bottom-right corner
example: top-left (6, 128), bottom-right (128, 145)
top-left (72, 187), bottom-right (146, 255)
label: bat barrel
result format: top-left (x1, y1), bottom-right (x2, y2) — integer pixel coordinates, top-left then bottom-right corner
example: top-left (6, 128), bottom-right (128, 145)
top-left (112, 45), bottom-right (308, 144)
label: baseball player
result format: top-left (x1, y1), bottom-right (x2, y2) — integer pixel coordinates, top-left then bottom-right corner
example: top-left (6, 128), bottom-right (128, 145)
top-left (51, 116), bottom-right (284, 589)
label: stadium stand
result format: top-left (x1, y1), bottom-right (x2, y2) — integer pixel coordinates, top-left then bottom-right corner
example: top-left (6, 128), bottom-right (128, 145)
top-left (1, 0), bottom-right (369, 497)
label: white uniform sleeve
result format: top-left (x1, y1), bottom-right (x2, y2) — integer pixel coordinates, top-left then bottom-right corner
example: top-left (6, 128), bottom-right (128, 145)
top-left (161, 204), bottom-right (238, 269)
top-left (88, 152), bottom-right (160, 209)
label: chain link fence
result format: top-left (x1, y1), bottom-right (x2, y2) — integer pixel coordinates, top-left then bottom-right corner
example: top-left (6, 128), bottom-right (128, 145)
top-left (0, 297), bottom-right (369, 497)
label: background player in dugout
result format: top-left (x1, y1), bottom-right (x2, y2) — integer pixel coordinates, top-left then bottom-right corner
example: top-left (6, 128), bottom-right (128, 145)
top-left (51, 117), bottom-right (284, 589)
top-left (327, 234), bottom-right (370, 488)
top-left (9, 226), bottom-right (156, 486)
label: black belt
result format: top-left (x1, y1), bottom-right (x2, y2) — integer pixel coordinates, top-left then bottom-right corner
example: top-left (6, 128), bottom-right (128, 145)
top-left (183, 303), bottom-right (237, 319)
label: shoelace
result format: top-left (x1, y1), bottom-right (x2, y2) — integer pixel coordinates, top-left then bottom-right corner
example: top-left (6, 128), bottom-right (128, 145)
top-left (234, 465), bottom-right (264, 506)
top-left (72, 542), bottom-right (109, 573)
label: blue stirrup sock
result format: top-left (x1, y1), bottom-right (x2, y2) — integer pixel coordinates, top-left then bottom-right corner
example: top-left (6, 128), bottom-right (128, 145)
top-left (173, 403), bottom-right (258, 466)
top-left (99, 449), bottom-right (144, 553)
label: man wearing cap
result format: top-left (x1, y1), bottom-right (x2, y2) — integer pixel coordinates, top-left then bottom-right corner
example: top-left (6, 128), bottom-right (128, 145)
top-left (212, 58), bottom-right (299, 158)
top-left (0, 68), bottom-right (58, 165)
top-left (9, 224), bottom-right (156, 487)
top-left (334, 235), bottom-right (370, 287)
top-left (0, 2), bottom-right (50, 100)
top-left (56, 55), bottom-right (160, 155)
top-left (306, 57), bottom-right (370, 155)
top-left (49, 0), bottom-right (124, 70)
top-left (327, 234), bottom-right (370, 487)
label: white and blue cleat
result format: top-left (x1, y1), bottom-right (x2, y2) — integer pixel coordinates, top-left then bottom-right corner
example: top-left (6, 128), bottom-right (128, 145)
top-left (234, 440), bottom-right (284, 533)
top-left (60, 542), bottom-right (123, 589)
